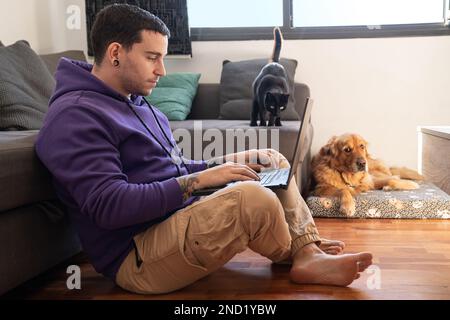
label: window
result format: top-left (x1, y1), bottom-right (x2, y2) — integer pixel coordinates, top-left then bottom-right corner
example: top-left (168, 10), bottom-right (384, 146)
top-left (188, 0), bottom-right (450, 41)
top-left (187, 0), bottom-right (282, 27)
top-left (293, 0), bottom-right (444, 27)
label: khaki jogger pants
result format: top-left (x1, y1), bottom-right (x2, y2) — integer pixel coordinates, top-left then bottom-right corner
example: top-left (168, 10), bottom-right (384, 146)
top-left (116, 150), bottom-right (321, 294)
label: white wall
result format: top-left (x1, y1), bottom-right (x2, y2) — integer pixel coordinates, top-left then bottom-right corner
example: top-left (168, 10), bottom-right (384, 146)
top-left (0, 0), bottom-right (87, 53)
top-left (167, 37), bottom-right (450, 169)
top-left (1, 0), bottom-right (449, 169)
top-left (0, 0), bottom-right (39, 47)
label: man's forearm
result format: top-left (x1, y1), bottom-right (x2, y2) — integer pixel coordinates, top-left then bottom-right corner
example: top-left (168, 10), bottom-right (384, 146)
top-left (176, 173), bottom-right (201, 201)
top-left (206, 156), bottom-right (225, 168)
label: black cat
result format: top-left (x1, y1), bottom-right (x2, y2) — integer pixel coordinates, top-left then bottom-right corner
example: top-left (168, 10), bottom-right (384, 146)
top-left (250, 27), bottom-right (290, 127)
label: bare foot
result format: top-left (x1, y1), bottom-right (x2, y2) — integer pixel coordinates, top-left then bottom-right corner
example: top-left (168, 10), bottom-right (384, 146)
top-left (274, 239), bottom-right (346, 265)
top-left (290, 243), bottom-right (372, 287)
top-left (319, 238), bottom-right (345, 255)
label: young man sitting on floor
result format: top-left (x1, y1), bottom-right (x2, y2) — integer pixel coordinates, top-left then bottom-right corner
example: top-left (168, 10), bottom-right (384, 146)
top-left (35, 4), bottom-right (372, 294)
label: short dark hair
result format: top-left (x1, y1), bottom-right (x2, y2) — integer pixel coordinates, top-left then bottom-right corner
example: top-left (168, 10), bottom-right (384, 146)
top-left (90, 3), bottom-right (171, 64)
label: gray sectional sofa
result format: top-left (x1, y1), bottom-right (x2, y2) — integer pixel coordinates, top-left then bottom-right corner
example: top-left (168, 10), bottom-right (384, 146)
top-left (0, 47), bottom-right (313, 295)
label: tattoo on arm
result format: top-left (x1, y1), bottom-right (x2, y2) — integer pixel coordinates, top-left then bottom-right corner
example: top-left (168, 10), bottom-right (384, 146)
top-left (176, 173), bottom-right (200, 201)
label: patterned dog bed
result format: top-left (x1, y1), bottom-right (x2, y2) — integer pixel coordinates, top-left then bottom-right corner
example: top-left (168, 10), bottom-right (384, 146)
top-left (306, 182), bottom-right (450, 219)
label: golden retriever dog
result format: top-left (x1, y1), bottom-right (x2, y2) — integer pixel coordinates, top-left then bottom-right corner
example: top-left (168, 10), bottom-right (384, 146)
top-left (311, 133), bottom-right (424, 216)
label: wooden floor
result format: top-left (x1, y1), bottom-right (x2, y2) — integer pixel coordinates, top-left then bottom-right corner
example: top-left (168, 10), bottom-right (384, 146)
top-left (3, 218), bottom-right (450, 300)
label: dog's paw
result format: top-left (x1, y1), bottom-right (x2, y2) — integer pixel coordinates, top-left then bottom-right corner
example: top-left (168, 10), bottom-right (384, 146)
top-left (340, 202), bottom-right (356, 217)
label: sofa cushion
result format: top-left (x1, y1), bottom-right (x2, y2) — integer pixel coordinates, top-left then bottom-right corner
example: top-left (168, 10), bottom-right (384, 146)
top-left (307, 182), bottom-right (450, 219)
top-left (169, 119), bottom-right (311, 162)
top-left (146, 72), bottom-right (201, 121)
top-left (188, 84), bottom-right (221, 120)
top-left (0, 131), bottom-right (57, 212)
top-left (39, 50), bottom-right (87, 76)
top-left (0, 41), bottom-right (55, 130)
top-left (189, 83), bottom-right (310, 121)
top-left (219, 58), bottom-right (299, 121)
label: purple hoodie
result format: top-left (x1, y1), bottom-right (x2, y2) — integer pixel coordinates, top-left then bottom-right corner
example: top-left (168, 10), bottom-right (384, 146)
top-left (35, 58), bottom-right (207, 280)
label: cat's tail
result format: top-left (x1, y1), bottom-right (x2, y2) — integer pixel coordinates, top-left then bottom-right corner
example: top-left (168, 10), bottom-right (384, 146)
top-left (271, 27), bottom-right (283, 63)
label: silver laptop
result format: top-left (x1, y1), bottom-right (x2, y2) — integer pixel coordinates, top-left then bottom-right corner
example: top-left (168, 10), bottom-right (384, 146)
top-left (192, 98), bottom-right (313, 196)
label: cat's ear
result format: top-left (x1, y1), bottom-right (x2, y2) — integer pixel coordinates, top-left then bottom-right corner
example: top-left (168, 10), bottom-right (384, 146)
top-left (222, 60), bottom-right (231, 66)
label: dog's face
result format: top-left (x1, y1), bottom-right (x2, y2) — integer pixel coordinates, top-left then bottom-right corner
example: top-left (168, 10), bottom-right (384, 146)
top-left (320, 133), bottom-right (369, 173)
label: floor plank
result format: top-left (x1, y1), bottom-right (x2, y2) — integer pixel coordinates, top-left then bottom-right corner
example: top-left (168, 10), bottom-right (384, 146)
top-left (3, 218), bottom-right (450, 300)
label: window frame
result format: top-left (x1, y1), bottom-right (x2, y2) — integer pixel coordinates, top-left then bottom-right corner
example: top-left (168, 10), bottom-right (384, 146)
top-left (189, 0), bottom-right (450, 41)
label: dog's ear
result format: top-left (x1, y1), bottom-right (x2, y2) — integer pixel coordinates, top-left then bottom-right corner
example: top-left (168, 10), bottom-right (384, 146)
top-left (363, 139), bottom-right (372, 158)
top-left (320, 136), bottom-right (338, 157)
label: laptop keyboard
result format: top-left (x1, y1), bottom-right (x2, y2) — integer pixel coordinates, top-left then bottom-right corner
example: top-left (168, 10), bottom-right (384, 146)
top-left (258, 169), bottom-right (289, 185)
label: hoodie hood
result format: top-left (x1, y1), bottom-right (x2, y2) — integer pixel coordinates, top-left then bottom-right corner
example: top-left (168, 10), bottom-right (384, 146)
top-left (49, 57), bottom-right (144, 106)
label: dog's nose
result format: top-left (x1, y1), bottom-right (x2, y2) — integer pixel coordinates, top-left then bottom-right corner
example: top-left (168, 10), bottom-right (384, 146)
top-left (356, 158), bottom-right (366, 170)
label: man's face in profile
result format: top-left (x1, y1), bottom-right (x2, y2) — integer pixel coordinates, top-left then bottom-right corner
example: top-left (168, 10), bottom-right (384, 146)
top-left (119, 30), bottom-right (168, 97)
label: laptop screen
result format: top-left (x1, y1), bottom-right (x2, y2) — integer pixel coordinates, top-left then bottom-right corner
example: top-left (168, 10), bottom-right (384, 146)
top-left (287, 98), bottom-right (314, 181)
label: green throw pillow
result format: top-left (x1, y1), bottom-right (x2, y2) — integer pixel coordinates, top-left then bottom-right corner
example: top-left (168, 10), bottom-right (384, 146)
top-left (146, 72), bottom-right (201, 121)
